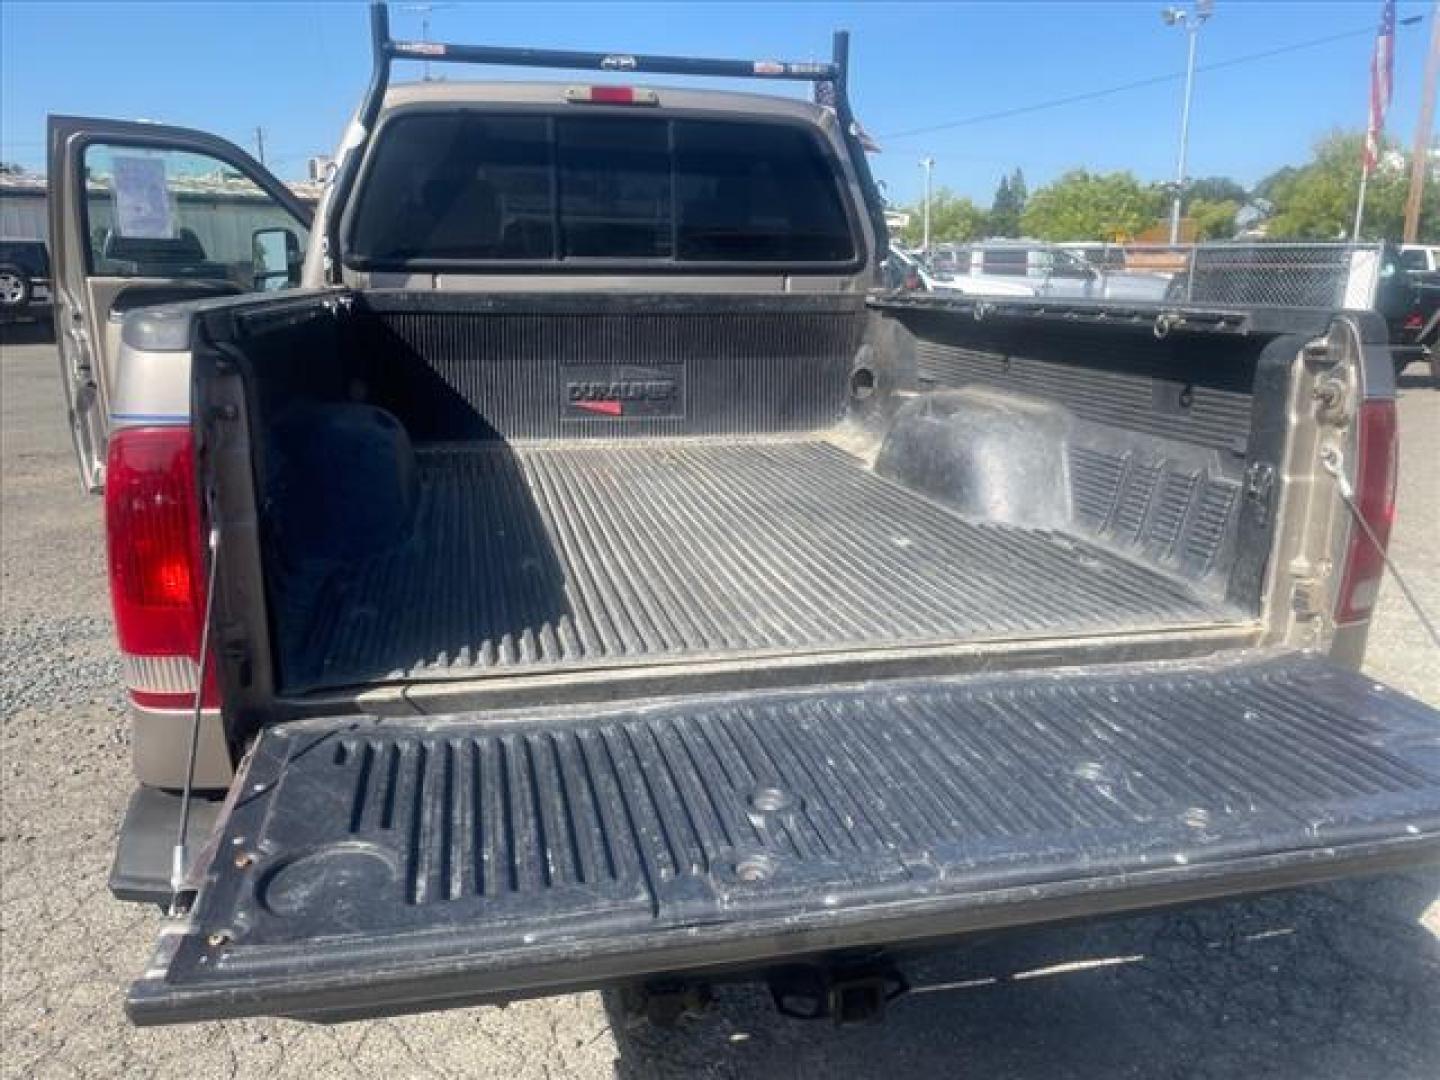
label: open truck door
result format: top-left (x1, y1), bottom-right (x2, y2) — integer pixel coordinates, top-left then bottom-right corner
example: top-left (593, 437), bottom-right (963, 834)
top-left (47, 116), bottom-right (310, 490)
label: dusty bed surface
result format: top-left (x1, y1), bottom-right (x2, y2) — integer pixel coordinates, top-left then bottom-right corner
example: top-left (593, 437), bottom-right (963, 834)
top-left (280, 440), bottom-right (1230, 690)
top-left (2, 329), bottom-right (1438, 1079)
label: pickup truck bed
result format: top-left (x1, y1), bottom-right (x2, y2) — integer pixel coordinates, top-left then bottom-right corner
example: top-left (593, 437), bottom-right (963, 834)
top-left (219, 292), bottom-right (1264, 705)
top-left (279, 438), bottom-right (1232, 691)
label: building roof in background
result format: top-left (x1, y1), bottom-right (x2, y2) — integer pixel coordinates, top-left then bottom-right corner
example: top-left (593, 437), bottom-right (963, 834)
top-left (0, 169), bottom-right (324, 203)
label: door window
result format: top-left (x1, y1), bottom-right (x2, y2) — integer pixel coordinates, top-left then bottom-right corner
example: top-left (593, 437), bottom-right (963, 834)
top-left (1049, 250), bottom-right (1093, 279)
top-left (81, 143), bottom-right (309, 289)
top-left (983, 248), bottom-right (1028, 276)
top-left (929, 248), bottom-right (970, 276)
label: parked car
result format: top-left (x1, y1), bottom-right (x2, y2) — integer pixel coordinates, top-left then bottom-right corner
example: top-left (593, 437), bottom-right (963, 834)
top-left (883, 244), bottom-right (1037, 296)
top-left (50, 1), bottom-right (1440, 1030)
top-left (0, 239), bottom-right (52, 324)
top-left (942, 239), bottom-right (1172, 300)
top-left (1379, 245), bottom-right (1440, 381)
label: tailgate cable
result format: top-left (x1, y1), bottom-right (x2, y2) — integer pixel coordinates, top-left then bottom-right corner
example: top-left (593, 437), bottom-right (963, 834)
top-left (169, 523), bottom-right (221, 915)
top-left (1321, 446), bottom-right (1440, 651)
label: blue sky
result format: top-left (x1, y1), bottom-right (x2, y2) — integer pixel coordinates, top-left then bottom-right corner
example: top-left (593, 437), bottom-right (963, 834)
top-left (2, 1), bottom-right (1435, 208)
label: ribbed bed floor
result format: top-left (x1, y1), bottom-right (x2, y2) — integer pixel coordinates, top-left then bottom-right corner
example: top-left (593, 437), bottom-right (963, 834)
top-left (276, 440), bottom-right (1236, 692)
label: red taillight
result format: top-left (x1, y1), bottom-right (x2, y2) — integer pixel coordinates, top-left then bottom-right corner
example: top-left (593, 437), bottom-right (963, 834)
top-left (1335, 399), bottom-right (1399, 625)
top-left (1404, 312), bottom-right (1423, 330)
top-left (590, 86), bottom-right (637, 104)
top-left (105, 426), bottom-right (218, 708)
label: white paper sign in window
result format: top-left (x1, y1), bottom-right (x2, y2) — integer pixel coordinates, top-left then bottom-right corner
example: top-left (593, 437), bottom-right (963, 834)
top-left (112, 156), bottom-right (174, 239)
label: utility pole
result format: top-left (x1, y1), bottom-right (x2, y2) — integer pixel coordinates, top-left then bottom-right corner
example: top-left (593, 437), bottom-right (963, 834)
top-left (1162, 1), bottom-right (1214, 246)
top-left (254, 126), bottom-right (266, 167)
top-left (1404, 3), bottom-right (1440, 243)
top-left (920, 156), bottom-right (935, 252)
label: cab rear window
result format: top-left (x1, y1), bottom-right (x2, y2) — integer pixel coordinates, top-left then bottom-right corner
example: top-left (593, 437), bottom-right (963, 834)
top-left (347, 112), bottom-right (857, 266)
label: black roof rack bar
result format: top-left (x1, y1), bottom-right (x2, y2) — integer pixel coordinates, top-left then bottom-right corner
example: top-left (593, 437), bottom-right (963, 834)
top-left (323, 2), bottom-right (861, 283)
top-left (387, 38), bottom-right (838, 82)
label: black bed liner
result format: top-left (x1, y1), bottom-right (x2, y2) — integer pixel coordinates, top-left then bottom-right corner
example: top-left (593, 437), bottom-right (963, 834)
top-left (129, 651), bottom-right (1440, 1025)
top-left (275, 440), bottom-right (1235, 692)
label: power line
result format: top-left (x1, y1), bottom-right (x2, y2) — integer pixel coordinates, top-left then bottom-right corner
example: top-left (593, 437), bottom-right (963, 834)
top-left (881, 16), bottom-right (1425, 141)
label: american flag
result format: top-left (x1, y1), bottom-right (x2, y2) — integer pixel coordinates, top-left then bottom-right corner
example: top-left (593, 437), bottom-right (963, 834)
top-left (1363, 0), bottom-right (1397, 173)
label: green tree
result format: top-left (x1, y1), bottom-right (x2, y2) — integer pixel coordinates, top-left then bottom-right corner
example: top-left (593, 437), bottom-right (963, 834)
top-left (988, 168), bottom-right (1027, 238)
top-left (1187, 176), bottom-right (1248, 204)
top-left (1253, 165), bottom-right (1299, 202)
top-left (990, 175), bottom-right (1013, 236)
top-left (898, 187), bottom-right (989, 246)
top-left (1187, 198), bottom-right (1241, 240)
top-left (1264, 130), bottom-right (1438, 241)
top-left (1020, 170), bottom-right (1164, 241)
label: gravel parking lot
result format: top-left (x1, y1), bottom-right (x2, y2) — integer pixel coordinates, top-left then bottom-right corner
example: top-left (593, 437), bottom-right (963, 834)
top-left (2, 326), bottom-right (1437, 1080)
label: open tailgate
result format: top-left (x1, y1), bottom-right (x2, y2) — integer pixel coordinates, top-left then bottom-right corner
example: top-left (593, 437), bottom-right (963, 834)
top-left (129, 652), bottom-right (1440, 1025)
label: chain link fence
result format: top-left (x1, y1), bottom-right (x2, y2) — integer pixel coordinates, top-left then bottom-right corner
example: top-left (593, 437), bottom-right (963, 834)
top-left (1066, 242), bottom-right (1386, 310)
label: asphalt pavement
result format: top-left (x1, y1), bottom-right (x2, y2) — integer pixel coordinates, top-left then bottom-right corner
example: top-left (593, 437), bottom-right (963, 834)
top-left (2, 325), bottom-right (1437, 1079)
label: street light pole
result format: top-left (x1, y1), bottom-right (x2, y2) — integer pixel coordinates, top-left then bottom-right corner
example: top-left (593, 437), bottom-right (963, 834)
top-left (1163, 2), bottom-right (1213, 245)
top-left (920, 157), bottom-right (935, 252)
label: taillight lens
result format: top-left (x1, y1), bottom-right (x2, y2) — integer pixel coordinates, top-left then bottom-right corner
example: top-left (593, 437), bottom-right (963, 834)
top-left (1335, 399), bottom-right (1399, 625)
top-left (563, 85), bottom-right (659, 106)
top-left (105, 426), bottom-right (218, 708)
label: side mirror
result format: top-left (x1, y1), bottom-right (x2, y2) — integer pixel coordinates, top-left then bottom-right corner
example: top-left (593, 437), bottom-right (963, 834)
top-left (252, 227), bottom-right (301, 291)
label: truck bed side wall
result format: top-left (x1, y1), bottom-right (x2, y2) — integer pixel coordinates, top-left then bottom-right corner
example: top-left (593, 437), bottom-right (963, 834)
top-left (870, 306), bottom-right (1293, 612)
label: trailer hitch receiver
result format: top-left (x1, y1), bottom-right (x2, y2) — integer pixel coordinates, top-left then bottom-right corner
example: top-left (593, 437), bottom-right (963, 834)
top-left (768, 962), bottom-right (909, 1024)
